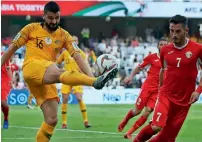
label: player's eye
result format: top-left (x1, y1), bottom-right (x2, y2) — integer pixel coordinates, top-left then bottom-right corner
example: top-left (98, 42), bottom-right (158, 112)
top-left (176, 30), bottom-right (181, 33)
top-left (48, 16), bottom-right (54, 20)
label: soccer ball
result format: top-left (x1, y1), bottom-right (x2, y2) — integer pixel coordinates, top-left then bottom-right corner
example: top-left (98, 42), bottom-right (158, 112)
top-left (93, 54), bottom-right (118, 77)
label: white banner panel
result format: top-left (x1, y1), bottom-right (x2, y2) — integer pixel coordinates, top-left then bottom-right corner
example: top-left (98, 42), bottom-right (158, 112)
top-left (83, 88), bottom-right (202, 104)
top-left (109, 2), bottom-right (202, 18)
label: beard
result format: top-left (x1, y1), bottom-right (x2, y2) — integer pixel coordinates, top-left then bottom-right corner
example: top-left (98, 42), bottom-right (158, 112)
top-left (45, 22), bottom-right (59, 31)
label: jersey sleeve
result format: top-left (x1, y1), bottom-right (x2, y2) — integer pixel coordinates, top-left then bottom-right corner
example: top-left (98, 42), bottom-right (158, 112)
top-left (139, 55), bottom-right (152, 69)
top-left (56, 52), bottom-right (64, 64)
top-left (63, 31), bottom-right (80, 56)
top-left (12, 24), bottom-right (33, 48)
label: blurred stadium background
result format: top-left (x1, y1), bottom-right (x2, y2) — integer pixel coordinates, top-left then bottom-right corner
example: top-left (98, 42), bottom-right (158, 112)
top-left (1, 0), bottom-right (202, 142)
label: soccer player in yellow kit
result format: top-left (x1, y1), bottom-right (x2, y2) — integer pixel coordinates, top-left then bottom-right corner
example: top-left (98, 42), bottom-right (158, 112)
top-left (57, 36), bottom-right (91, 128)
top-left (1, 2), bottom-right (118, 142)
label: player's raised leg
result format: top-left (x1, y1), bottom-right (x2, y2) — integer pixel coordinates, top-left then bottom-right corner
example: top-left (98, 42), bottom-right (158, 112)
top-left (74, 86), bottom-right (91, 128)
top-left (118, 90), bottom-right (151, 132)
top-left (43, 62), bottom-right (118, 90)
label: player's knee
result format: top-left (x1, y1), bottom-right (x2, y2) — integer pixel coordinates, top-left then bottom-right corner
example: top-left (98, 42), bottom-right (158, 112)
top-left (145, 107), bottom-right (153, 113)
top-left (46, 116), bottom-right (58, 127)
top-left (134, 108), bottom-right (142, 115)
top-left (151, 125), bottom-right (162, 133)
top-left (43, 64), bottom-right (65, 84)
top-left (143, 107), bottom-right (153, 117)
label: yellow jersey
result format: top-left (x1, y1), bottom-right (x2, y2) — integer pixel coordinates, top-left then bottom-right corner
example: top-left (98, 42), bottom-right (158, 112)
top-left (57, 49), bottom-right (87, 71)
top-left (12, 23), bottom-right (79, 66)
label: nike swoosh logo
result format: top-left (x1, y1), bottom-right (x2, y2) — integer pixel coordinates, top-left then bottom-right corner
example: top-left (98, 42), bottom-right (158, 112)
top-left (168, 51), bottom-right (174, 54)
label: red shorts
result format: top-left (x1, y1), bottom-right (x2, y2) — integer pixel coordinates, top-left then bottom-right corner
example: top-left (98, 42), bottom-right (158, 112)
top-left (1, 81), bottom-right (11, 101)
top-left (150, 90), bottom-right (190, 142)
top-left (135, 88), bottom-right (158, 110)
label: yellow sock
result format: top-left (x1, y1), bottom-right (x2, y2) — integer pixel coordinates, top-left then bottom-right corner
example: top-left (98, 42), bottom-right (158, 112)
top-left (62, 103), bottom-right (67, 124)
top-left (36, 122), bottom-right (54, 142)
top-left (79, 101), bottom-right (88, 122)
top-left (28, 94), bottom-right (33, 105)
top-left (59, 71), bottom-right (96, 86)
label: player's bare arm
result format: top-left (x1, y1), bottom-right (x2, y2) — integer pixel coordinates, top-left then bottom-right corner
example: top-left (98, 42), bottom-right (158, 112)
top-left (124, 66), bottom-right (141, 85)
top-left (1, 44), bottom-right (18, 67)
top-left (73, 53), bottom-right (94, 77)
top-left (189, 77), bottom-right (202, 104)
top-left (159, 68), bottom-right (164, 87)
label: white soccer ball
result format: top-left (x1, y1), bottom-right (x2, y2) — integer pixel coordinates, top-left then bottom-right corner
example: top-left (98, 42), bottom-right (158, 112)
top-left (93, 54), bottom-right (118, 77)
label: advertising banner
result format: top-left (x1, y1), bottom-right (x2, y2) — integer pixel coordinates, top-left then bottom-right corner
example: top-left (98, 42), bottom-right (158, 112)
top-left (1, 1), bottom-right (202, 18)
top-left (7, 88), bottom-right (202, 105)
top-left (7, 89), bottom-right (78, 105)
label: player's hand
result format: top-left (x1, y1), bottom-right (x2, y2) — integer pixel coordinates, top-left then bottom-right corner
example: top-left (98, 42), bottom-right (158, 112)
top-left (124, 76), bottom-right (133, 85)
top-left (189, 92), bottom-right (200, 104)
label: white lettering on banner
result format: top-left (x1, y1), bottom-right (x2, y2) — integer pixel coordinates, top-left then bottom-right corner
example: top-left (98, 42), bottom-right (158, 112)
top-left (9, 93), bottom-right (17, 105)
top-left (83, 89), bottom-right (141, 104)
top-left (1, 4), bottom-right (15, 11)
top-left (15, 4), bottom-right (44, 12)
top-left (83, 89), bottom-right (202, 104)
top-left (185, 7), bottom-right (202, 13)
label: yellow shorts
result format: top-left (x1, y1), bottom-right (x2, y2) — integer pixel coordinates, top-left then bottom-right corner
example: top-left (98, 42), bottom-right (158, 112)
top-left (23, 59), bottom-right (59, 106)
top-left (61, 84), bottom-right (83, 94)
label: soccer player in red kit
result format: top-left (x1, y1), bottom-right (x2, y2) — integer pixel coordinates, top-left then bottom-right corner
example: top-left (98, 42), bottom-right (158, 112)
top-left (118, 38), bottom-right (168, 139)
top-left (133, 15), bottom-right (202, 142)
top-left (1, 52), bottom-right (12, 129)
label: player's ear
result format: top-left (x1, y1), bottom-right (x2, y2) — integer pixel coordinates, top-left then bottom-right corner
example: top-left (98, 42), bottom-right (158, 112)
top-left (185, 27), bottom-right (189, 34)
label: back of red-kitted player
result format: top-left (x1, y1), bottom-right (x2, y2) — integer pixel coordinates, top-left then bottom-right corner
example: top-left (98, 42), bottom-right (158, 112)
top-left (1, 52), bottom-right (11, 100)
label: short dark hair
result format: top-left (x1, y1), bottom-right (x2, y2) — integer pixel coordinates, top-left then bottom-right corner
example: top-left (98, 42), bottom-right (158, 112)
top-left (44, 1), bottom-right (60, 14)
top-left (158, 37), bottom-right (168, 46)
top-left (169, 15), bottom-right (188, 27)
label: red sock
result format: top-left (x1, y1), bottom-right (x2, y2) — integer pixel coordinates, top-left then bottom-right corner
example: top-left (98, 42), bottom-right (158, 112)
top-left (2, 105), bottom-right (9, 121)
top-left (133, 124), bottom-right (156, 142)
top-left (125, 109), bottom-right (134, 120)
top-left (128, 116), bottom-right (147, 134)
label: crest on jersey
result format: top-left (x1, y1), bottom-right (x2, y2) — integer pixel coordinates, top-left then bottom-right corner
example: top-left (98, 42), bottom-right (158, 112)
top-left (185, 51), bottom-right (192, 58)
top-left (45, 37), bottom-right (52, 45)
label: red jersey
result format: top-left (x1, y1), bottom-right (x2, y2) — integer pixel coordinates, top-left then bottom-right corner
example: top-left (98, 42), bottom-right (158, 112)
top-left (139, 53), bottom-right (161, 91)
top-left (160, 40), bottom-right (202, 106)
top-left (1, 52), bottom-right (10, 82)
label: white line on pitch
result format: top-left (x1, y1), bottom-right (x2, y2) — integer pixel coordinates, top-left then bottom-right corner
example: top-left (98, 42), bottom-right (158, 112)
top-left (9, 126), bottom-right (138, 136)
top-left (2, 135), bottom-right (122, 140)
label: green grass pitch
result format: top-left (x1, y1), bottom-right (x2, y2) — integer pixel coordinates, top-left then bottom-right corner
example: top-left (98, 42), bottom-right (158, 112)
top-left (1, 104), bottom-right (202, 142)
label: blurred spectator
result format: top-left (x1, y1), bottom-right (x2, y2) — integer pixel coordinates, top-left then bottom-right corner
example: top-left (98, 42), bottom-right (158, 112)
top-left (81, 27), bottom-right (90, 49)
